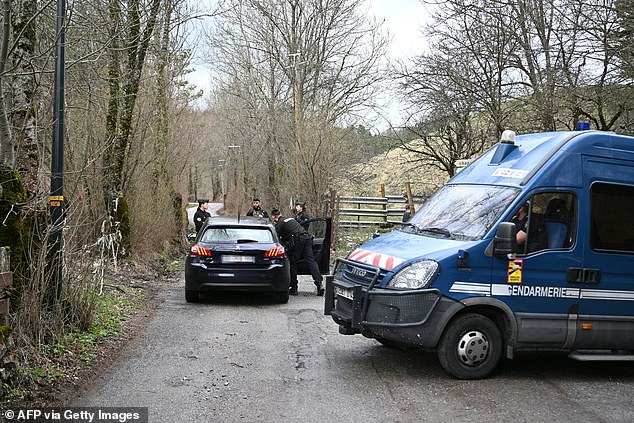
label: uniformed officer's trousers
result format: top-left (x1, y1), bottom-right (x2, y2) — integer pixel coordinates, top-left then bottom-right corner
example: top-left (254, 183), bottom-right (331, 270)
top-left (288, 236), bottom-right (322, 289)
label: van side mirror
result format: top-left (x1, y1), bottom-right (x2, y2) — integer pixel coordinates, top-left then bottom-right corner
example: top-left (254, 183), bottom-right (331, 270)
top-left (493, 222), bottom-right (517, 257)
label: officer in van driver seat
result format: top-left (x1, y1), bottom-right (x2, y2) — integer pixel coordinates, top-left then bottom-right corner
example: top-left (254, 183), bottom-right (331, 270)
top-left (271, 208), bottom-right (324, 296)
top-left (511, 201), bottom-right (548, 253)
top-left (511, 202), bottom-right (529, 247)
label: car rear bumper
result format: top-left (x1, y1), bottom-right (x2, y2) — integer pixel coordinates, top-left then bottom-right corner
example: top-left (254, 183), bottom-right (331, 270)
top-left (324, 274), bottom-right (464, 348)
top-left (186, 262), bottom-right (290, 293)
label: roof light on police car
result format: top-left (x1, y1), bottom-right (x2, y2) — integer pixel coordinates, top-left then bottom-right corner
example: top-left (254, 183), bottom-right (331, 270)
top-left (500, 130), bottom-right (516, 144)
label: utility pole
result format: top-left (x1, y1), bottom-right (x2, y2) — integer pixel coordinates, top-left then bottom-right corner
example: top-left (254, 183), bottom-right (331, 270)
top-left (228, 145), bottom-right (241, 209)
top-left (289, 51), bottom-right (303, 193)
top-left (48, 0), bottom-right (66, 303)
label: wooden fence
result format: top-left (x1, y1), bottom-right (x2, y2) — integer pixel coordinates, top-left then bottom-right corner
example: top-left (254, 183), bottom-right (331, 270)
top-left (336, 195), bottom-right (410, 228)
top-left (324, 183), bottom-right (425, 233)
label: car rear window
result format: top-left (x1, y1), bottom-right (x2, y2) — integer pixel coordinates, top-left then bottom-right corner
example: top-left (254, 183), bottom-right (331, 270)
top-left (201, 227), bottom-right (274, 243)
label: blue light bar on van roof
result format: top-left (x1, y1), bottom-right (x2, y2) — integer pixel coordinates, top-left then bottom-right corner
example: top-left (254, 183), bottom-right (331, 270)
top-left (575, 121), bottom-right (590, 131)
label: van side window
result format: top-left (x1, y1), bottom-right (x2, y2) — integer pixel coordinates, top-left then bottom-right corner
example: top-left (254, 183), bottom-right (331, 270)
top-left (591, 182), bottom-right (634, 253)
top-left (513, 192), bottom-right (576, 255)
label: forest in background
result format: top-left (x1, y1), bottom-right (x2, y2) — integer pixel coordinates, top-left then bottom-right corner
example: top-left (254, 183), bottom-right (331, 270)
top-left (0, 0), bottom-right (632, 396)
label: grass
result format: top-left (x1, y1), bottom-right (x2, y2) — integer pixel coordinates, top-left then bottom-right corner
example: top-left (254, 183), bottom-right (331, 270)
top-left (164, 260), bottom-right (182, 272)
top-left (56, 286), bottom-right (146, 359)
top-left (8, 285), bottom-right (146, 400)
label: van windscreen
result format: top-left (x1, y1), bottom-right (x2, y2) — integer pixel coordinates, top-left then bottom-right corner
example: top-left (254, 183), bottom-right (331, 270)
top-left (407, 185), bottom-right (518, 240)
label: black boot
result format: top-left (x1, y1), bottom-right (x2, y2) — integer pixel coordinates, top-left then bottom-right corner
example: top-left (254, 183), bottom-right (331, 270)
top-left (289, 286), bottom-right (298, 295)
top-left (315, 280), bottom-right (324, 296)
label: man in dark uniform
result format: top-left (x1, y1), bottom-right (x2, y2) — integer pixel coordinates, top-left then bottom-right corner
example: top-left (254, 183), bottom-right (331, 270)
top-left (246, 198), bottom-right (269, 218)
top-left (194, 198), bottom-right (211, 233)
top-left (294, 201), bottom-right (310, 230)
top-left (271, 208), bottom-right (324, 296)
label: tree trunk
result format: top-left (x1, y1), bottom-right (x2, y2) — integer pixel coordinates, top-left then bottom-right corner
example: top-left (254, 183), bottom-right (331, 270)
top-left (0, 0), bottom-right (12, 168)
top-left (10, 0), bottom-right (38, 197)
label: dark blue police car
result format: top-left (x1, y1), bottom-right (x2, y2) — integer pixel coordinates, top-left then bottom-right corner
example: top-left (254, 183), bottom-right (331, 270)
top-left (185, 216), bottom-right (331, 304)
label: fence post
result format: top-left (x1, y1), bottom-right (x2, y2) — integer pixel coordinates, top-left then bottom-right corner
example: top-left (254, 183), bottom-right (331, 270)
top-left (380, 184), bottom-right (387, 224)
top-left (405, 182), bottom-right (415, 213)
top-left (329, 189), bottom-right (338, 251)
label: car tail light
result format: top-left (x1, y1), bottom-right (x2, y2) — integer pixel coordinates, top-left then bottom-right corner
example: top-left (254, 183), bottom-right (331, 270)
top-left (191, 245), bottom-right (212, 256)
top-left (265, 246), bottom-right (285, 258)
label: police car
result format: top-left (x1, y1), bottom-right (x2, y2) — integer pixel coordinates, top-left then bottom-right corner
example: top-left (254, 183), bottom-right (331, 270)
top-left (186, 216), bottom-right (331, 303)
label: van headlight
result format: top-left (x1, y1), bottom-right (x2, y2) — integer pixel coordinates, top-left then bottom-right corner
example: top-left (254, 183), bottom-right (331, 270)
top-left (386, 260), bottom-right (438, 289)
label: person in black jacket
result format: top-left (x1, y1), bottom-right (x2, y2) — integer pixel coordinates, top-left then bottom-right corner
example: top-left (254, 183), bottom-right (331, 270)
top-left (294, 201), bottom-right (310, 230)
top-left (271, 208), bottom-right (323, 296)
top-left (193, 198), bottom-right (211, 233)
top-left (246, 198), bottom-right (269, 218)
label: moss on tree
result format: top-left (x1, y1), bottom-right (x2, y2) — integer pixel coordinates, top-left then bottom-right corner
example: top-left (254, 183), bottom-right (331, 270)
top-left (0, 325), bottom-right (11, 344)
top-left (116, 196), bottom-right (130, 254)
top-left (0, 166), bottom-right (27, 268)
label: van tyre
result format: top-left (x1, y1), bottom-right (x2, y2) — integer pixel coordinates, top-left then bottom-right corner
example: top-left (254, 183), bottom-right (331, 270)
top-left (438, 313), bottom-right (503, 380)
top-left (185, 289), bottom-right (199, 303)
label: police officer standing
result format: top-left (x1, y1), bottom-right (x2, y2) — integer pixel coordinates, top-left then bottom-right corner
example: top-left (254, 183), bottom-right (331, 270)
top-left (246, 197), bottom-right (269, 218)
top-left (271, 208), bottom-right (324, 296)
top-left (294, 201), bottom-right (310, 230)
top-left (193, 198), bottom-right (211, 233)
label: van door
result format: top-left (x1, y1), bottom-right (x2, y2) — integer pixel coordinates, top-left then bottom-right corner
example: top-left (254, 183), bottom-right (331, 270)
top-left (297, 218), bottom-right (332, 274)
top-left (491, 191), bottom-right (581, 348)
top-left (576, 157), bottom-right (634, 349)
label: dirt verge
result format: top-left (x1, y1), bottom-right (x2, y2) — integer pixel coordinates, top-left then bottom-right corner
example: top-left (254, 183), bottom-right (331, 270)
top-left (2, 267), bottom-right (181, 409)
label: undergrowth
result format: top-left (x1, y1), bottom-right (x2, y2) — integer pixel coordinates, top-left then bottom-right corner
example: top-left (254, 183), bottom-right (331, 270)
top-left (5, 285), bottom-right (145, 402)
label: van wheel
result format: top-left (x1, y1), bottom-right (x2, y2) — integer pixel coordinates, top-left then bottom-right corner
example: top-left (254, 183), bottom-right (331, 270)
top-left (185, 289), bottom-right (199, 303)
top-left (438, 313), bottom-right (502, 379)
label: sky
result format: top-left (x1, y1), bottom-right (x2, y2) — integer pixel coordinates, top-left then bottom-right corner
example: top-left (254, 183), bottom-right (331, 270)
top-left (187, 0), bottom-right (430, 129)
top-left (368, 0), bottom-right (428, 60)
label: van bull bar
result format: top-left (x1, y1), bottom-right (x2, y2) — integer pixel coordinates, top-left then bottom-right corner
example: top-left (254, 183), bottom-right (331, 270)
top-left (324, 258), bottom-right (458, 346)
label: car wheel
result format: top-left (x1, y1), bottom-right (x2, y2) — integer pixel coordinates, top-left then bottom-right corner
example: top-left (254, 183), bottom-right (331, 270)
top-left (437, 313), bottom-right (503, 380)
top-left (274, 290), bottom-right (289, 304)
top-left (185, 289), bottom-right (199, 303)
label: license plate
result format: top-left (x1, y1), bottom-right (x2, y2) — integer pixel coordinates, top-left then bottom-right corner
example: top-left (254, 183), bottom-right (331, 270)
top-left (335, 286), bottom-right (354, 300)
top-left (221, 255), bottom-right (255, 264)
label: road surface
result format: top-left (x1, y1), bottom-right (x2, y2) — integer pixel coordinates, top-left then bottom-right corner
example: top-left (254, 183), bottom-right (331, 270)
top-left (72, 277), bottom-right (634, 423)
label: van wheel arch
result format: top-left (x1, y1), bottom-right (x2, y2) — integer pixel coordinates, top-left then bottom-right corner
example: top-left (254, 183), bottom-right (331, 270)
top-left (441, 298), bottom-right (517, 359)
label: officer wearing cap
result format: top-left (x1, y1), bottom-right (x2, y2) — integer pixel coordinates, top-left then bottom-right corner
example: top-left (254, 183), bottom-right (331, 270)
top-left (294, 201), bottom-right (310, 230)
top-left (271, 208), bottom-right (324, 296)
top-left (194, 198), bottom-right (211, 233)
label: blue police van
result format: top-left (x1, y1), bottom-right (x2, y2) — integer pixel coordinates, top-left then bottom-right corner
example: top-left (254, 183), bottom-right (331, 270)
top-left (325, 129), bottom-right (634, 379)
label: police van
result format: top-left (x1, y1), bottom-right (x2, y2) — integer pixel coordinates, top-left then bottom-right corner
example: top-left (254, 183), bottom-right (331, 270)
top-left (325, 129), bottom-right (634, 379)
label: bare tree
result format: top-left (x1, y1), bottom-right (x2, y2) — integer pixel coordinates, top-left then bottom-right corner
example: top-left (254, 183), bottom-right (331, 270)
top-left (0, 0), bottom-right (11, 167)
top-left (397, 49), bottom-right (489, 177)
top-left (206, 0), bottom-right (388, 209)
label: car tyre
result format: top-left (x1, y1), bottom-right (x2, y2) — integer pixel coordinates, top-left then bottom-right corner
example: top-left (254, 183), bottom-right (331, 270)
top-left (437, 313), bottom-right (503, 380)
top-left (185, 289), bottom-right (199, 303)
top-left (274, 290), bottom-right (289, 304)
